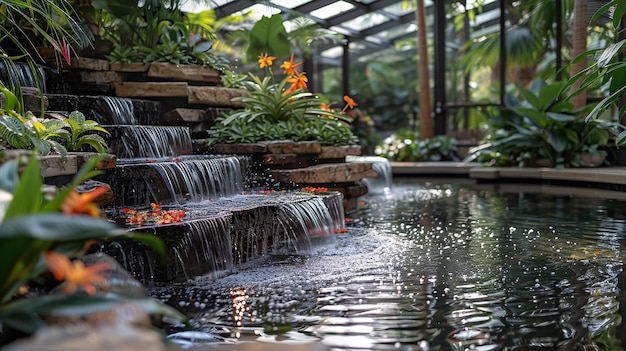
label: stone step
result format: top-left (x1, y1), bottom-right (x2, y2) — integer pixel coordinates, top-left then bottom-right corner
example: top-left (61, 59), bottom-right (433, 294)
top-left (208, 142), bottom-right (362, 159)
top-left (270, 162), bottom-right (377, 184)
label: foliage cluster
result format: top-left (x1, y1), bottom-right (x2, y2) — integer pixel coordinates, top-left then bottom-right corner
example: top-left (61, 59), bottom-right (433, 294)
top-left (375, 129), bottom-right (459, 162)
top-left (209, 54), bottom-right (359, 146)
top-left (0, 84), bottom-right (108, 156)
top-left (0, 154), bottom-right (183, 337)
top-left (468, 80), bottom-right (614, 168)
top-left (87, 0), bottom-right (228, 69)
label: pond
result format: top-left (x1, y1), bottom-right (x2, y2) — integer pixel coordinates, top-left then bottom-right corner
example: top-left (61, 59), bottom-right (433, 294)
top-left (152, 178), bottom-right (626, 350)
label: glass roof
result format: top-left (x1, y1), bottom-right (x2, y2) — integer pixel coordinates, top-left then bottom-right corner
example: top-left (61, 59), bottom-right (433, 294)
top-left (180, 0), bottom-right (501, 66)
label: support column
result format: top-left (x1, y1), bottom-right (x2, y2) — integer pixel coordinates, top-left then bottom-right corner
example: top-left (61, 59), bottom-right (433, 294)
top-left (433, 0), bottom-right (447, 135)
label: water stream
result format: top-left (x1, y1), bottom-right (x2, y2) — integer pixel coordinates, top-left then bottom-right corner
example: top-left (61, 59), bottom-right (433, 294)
top-left (96, 95), bottom-right (349, 281)
top-left (151, 178), bottom-right (626, 350)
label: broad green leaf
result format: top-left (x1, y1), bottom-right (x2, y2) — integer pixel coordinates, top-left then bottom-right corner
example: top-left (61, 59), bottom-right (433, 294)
top-left (0, 292), bottom-right (185, 334)
top-left (546, 112), bottom-right (575, 122)
top-left (547, 129), bottom-right (567, 153)
top-left (512, 107), bottom-right (547, 128)
top-left (0, 214), bottom-right (126, 240)
top-left (246, 14), bottom-right (290, 61)
top-left (538, 81), bottom-right (566, 111)
top-left (4, 155), bottom-right (42, 219)
top-left (0, 160), bottom-right (20, 193)
top-left (517, 86), bottom-right (542, 110)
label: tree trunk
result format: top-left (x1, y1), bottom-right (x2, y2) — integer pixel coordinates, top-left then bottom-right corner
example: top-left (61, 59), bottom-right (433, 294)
top-left (416, 0), bottom-right (433, 140)
top-left (570, 0), bottom-right (587, 109)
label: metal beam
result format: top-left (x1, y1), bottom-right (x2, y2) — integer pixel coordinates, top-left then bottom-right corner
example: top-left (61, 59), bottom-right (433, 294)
top-left (214, 0), bottom-right (255, 18)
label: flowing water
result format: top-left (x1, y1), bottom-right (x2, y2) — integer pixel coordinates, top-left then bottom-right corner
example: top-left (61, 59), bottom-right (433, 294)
top-left (152, 178), bottom-right (626, 350)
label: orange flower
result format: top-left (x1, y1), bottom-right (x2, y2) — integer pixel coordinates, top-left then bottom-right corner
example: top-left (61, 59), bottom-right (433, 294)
top-left (343, 95), bottom-right (358, 109)
top-left (286, 71), bottom-right (308, 93)
top-left (60, 186), bottom-right (108, 217)
top-left (320, 102), bottom-right (336, 111)
top-left (258, 53), bottom-right (276, 68)
top-left (280, 53), bottom-right (303, 76)
top-left (44, 251), bottom-right (110, 295)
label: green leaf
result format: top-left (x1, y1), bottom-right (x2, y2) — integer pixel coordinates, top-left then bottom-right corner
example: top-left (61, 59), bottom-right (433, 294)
top-left (0, 160), bottom-right (20, 193)
top-left (0, 292), bottom-right (186, 334)
top-left (546, 112), bottom-right (575, 122)
top-left (246, 14), bottom-right (290, 61)
top-left (538, 81), bottom-right (566, 111)
top-left (596, 40), bottom-right (626, 68)
top-left (547, 129), bottom-right (567, 153)
top-left (517, 85), bottom-right (542, 110)
top-left (512, 107), bottom-right (547, 128)
top-left (0, 214), bottom-right (127, 241)
top-left (4, 155), bottom-right (42, 219)
top-left (616, 130), bottom-right (626, 146)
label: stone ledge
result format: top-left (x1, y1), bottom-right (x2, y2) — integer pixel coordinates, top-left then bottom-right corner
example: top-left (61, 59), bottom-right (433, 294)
top-left (147, 62), bottom-right (221, 83)
top-left (187, 86), bottom-right (247, 107)
top-left (261, 140), bottom-right (321, 154)
top-left (114, 82), bottom-right (188, 97)
top-left (270, 162), bottom-right (377, 184)
top-left (316, 145), bottom-right (362, 159)
top-left (0, 151), bottom-right (116, 178)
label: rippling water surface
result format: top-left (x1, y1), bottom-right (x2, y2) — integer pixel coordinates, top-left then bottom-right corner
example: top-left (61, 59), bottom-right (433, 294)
top-left (152, 179), bottom-right (626, 350)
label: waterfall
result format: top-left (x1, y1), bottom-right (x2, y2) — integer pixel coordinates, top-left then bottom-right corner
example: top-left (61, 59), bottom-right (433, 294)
top-left (0, 61), bottom-right (47, 92)
top-left (146, 157), bottom-right (244, 204)
top-left (101, 96), bottom-right (137, 125)
top-left (316, 192), bottom-right (346, 233)
top-left (347, 155), bottom-right (392, 194)
top-left (109, 125), bottom-right (193, 159)
top-left (276, 195), bottom-right (336, 254)
top-left (171, 216), bottom-right (234, 281)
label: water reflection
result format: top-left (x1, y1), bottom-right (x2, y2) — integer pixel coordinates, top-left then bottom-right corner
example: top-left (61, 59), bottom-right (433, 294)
top-left (154, 179), bottom-right (626, 350)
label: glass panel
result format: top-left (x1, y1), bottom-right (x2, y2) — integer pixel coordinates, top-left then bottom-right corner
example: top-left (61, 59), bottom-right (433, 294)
top-left (377, 23), bottom-right (417, 41)
top-left (382, 2), bottom-right (414, 17)
top-left (234, 3), bottom-right (281, 19)
top-left (181, 0), bottom-right (235, 12)
top-left (328, 25), bottom-right (353, 36)
top-left (342, 12), bottom-right (390, 32)
top-left (310, 1), bottom-right (355, 20)
top-left (320, 46), bottom-right (344, 59)
top-left (270, 0), bottom-right (312, 9)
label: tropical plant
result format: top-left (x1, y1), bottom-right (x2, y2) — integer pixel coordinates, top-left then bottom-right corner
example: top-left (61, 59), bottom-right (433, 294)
top-left (0, 86), bottom-right (109, 155)
top-left (0, 154), bottom-right (184, 336)
top-left (105, 45), bottom-right (143, 63)
top-left (375, 129), bottom-right (459, 162)
top-left (0, 0), bottom-right (91, 114)
top-left (0, 110), bottom-right (68, 156)
top-left (59, 111), bottom-right (109, 153)
top-left (468, 80), bottom-right (615, 168)
top-left (91, 0), bottom-right (228, 69)
top-left (568, 0), bottom-right (626, 144)
top-left (208, 54), bottom-right (358, 146)
top-left (139, 22), bottom-right (228, 69)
